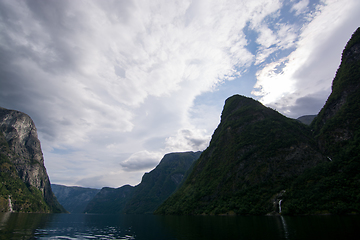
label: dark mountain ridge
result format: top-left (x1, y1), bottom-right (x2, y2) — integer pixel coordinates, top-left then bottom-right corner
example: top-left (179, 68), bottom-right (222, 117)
top-left (84, 151), bottom-right (201, 214)
top-left (83, 185), bottom-right (134, 214)
top-left (51, 184), bottom-right (100, 213)
top-left (156, 27), bottom-right (360, 215)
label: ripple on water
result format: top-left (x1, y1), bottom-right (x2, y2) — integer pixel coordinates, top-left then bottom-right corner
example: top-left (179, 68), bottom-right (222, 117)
top-left (34, 227), bottom-right (136, 239)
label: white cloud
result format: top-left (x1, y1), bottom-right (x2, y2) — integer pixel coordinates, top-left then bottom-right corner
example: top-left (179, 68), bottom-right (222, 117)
top-left (252, 0), bottom-right (360, 117)
top-left (254, 24), bottom-right (297, 65)
top-left (1, 0), bottom-right (358, 188)
top-left (291, 0), bottom-right (310, 16)
top-left (165, 128), bottom-right (211, 153)
top-left (119, 150), bottom-right (164, 172)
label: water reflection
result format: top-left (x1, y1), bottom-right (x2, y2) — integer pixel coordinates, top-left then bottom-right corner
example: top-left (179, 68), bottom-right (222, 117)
top-left (0, 213), bottom-right (359, 240)
top-left (35, 214), bottom-right (137, 239)
top-left (280, 216), bottom-right (289, 239)
top-left (0, 212), bottom-right (53, 239)
top-left (0, 212), bottom-right (11, 231)
top-left (160, 215), bottom-right (292, 240)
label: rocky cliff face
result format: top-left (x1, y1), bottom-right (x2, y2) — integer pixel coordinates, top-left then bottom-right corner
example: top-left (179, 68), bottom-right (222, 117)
top-left (0, 107), bottom-right (65, 213)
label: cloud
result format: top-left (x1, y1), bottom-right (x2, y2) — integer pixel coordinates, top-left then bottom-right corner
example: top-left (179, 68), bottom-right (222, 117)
top-left (266, 89), bottom-right (331, 117)
top-left (252, 0), bottom-right (360, 118)
top-left (119, 151), bottom-right (163, 172)
top-left (291, 0), bottom-right (310, 16)
top-left (165, 128), bottom-right (211, 153)
top-left (1, 0), bottom-right (358, 188)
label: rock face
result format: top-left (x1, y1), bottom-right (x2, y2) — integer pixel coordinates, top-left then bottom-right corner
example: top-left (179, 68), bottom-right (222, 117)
top-left (51, 184), bottom-right (100, 213)
top-left (84, 151), bottom-right (201, 214)
top-left (0, 107), bottom-right (65, 213)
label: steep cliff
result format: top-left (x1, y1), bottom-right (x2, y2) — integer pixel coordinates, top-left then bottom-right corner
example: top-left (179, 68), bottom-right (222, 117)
top-left (0, 107), bottom-right (65, 213)
top-left (312, 27), bottom-right (360, 157)
top-left (281, 27), bottom-right (360, 215)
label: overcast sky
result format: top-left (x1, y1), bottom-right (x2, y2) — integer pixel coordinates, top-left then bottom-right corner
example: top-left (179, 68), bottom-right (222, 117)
top-left (1, 0), bottom-right (359, 189)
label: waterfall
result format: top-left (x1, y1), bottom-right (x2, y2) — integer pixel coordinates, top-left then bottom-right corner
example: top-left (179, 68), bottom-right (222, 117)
top-left (8, 195), bottom-right (13, 212)
top-left (279, 199), bottom-right (282, 213)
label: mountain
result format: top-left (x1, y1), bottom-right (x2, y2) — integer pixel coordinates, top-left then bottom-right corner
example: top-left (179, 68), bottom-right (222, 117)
top-left (84, 151), bottom-right (201, 214)
top-left (123, 151), bottom-right (202, 214)
top-left (51, 184), bottom-right (100, 213)
top-left (0, 107), bottom-right (65, 213)
top-left (281, 27), bottom-right (360, 215)
top-left (296, 115), bottom-right (316, 125)
top-left (156, 28), bottom-right (360, 216)
top-left (155, 96), bottom-right (326, 215)
top-left (83, 185), bottom-right (134, 214)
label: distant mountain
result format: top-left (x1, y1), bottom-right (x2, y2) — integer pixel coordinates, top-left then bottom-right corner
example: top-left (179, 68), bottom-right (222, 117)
top-left (124, 151), bottom-right (202, 214)
top-left (156, 28), bottom-right (360, 216)
top-left (84, 151), bottom-right (201, 214)
top-left (51, 184), bottom-right (100, 213)
top-left (83, 185), bottom-right (134, 214)
top-left (0, 108), bottom-right (66, 213)
top-left (296, 115), bottom-right (316, 125)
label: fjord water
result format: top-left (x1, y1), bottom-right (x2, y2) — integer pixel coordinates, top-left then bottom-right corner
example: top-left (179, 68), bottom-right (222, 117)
top-left (1, 213), bottom-right (360, 240)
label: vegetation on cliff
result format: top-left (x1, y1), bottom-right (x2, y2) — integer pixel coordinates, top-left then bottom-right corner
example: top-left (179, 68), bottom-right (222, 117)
top-left (155, 96), bottom-right (326, 215)
top-left (0, 132), bottom-right (52, 212)
top-left (281, 27), bottom-right (360, 215)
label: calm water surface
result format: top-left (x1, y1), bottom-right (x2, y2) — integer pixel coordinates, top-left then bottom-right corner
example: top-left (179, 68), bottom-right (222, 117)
top-left (0, 212), bottom-right (359, 240)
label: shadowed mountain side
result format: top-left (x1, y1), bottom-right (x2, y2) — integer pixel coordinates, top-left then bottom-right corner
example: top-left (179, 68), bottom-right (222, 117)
top-left (281, 27), bottom-right (360, 215)
top-left (155, 95), bottom-right (327, 215)
top-left (123, 151), bottom-right (202, 214)
top-left (83, 185), bottom-right (134, 214)
top-left (51, 184), bottom-right (100, 213)
top-left (83, 151), bottom-right (201, 214)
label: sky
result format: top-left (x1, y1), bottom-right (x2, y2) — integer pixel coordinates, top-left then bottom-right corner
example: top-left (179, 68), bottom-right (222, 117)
top-left (1, 0), bottom-right (359, 189)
